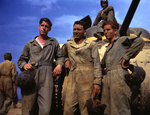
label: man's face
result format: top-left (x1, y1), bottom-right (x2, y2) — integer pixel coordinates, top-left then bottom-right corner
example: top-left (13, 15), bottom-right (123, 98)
top-left (101, 2), bottom-right (107, 9)
top-left (38, 21), bottom-right (51, 36)
top-left (73, 24), bottom-right (86, 39)
top-left (103, 25), bottom-right (117, 41)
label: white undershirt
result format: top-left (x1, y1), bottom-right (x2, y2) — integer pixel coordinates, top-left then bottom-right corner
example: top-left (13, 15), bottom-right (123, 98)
top-left (36, 37), bottom-right (44, 48)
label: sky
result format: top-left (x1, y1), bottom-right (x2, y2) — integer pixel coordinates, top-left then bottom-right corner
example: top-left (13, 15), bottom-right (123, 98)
top-left (0, 0), bottom-right (150, 99)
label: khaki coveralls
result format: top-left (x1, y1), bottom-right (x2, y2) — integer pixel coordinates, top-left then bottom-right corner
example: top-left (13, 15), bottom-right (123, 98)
top-left (17, 36), bottom-right (64, 115)
top-left (93, 6), bottom-right (117, 32)
top-left (101, 36), bottom-right (145, 115)
top-left (63, 37), bottom-right (102, 115)
top-left (0, 60), bottom-right (17, 115)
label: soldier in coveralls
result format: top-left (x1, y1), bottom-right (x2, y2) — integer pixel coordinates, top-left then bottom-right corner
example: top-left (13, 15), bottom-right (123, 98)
top-left (93, 0), bottom-right (117, 39)
top-left (17, 18), bottom-right (64, 115)
top-left (101, 21), bottom-right (144, 115)
top-left (63, 20), bottom-right (102, 115)
top-left (0, 52), bottom-right (18, 115)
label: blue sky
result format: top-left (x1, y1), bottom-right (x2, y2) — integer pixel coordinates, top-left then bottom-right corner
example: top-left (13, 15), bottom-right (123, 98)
top-left (0, 0), bottom-right (149, 98)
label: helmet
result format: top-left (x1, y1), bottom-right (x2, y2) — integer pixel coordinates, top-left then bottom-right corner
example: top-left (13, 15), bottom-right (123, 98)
top-left (16, 70), bottom-right (36, 95)
top-left (125, 65), bottom-right (146, 86)
top-left (101, 0), bottom-right (108, 2)
top-left (87, 97), bottom-right (106, 115)
top-left (101, 0), bottom-right (108, 7)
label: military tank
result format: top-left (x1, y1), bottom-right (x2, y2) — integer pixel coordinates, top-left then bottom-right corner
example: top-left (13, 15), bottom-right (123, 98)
top-left (52, 0), bottom-right (150, 114)
top-left (84, 0), bottom-right (150, 114)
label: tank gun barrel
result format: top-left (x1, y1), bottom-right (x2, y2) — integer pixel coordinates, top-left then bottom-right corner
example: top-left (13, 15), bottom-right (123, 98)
top-left (119, 0), bottom-right (140, 36)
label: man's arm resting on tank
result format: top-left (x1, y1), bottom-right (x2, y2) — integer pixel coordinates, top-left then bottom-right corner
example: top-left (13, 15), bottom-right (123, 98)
top-left (122, 36), bottom-right (145, 66)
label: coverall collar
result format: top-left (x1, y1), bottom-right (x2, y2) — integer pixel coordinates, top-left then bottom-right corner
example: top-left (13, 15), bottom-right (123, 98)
top-left (30, 36), bottom-right (54, 48)
top-left (69, 36), bottom-right (90, 48)
top-left (106, 37), bottom-right (119, 51)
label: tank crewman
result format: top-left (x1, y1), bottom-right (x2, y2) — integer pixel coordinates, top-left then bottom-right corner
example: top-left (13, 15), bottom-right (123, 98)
top-left (101, 21), bottom-right (144, 115)
top-left (93, 0), bottom-right (117, 39)
top-left (63, 20), bottom-right (102, 115)
top-left (0, 52), bottom-right (18, 115)
top-left (17, 18), bottom-right (64, 115)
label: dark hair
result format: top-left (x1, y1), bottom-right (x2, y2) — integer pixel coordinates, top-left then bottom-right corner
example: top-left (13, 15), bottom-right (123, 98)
top-left (39, 18), bottom-right (52, 27)
top-left (73, 21), bottom-right (86, 30)
top-left (4, 52), bottom-right (12, 61)
top-left (102, 21), bottom-right (119, 30)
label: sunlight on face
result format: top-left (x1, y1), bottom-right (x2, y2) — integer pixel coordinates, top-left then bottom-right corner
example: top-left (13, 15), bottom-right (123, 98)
top-left (103, 25), bottom-right (117, 41)
top-left (38, 21), bottom-right (51, 35)
top-left (73, 24), bottom-right (86, 40)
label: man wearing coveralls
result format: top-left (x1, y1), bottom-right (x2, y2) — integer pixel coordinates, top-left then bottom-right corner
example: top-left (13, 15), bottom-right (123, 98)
top-left (17, 18), bottom-right (64, 115)
top-left (101, 21), bottom-right (144, 115)
top-left (93, 0), bottom-right (117, 39)
top-left (0, 52), bottom-right (18, 115)
top-left (63, 21), bottom-right (102, 115)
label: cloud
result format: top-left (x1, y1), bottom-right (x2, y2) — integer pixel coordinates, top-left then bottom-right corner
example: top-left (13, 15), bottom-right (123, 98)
top-left (115, 11), bottom-right (123, 24)
top-left (17, 16), bottom-right (38, 25)
top-left (26, 0), bottom-right (58, 12)
top-left (0, 16), bottom-right (38, 29)
top-left (53, 15), bottom-right (83, 29)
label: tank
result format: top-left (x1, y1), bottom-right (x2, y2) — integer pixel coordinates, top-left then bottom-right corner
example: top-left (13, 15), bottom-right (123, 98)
top-left (85, 0), bottom-right (150, 114)
top-left (53, 0), bottom-right (150, 114)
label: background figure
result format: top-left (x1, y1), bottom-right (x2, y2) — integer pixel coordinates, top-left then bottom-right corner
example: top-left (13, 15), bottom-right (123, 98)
top-left (101, 21), bottom-right (144, 115)
top-left (93, 0), bottom-right (117, 39)
top-left (0, 52), bottom-right (18, 115)
top-left (17, 18), bottom-right (64, 115)
top-left (12, 72), bottom-right (18, 109)
top-left (63, 21), bottom-right (102, 115)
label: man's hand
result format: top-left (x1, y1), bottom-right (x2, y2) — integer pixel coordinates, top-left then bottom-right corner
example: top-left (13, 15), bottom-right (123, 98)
top-left (93, 84), bottom-right (101, 97)
top-left (101, 11), bottom-right (104, 19)
top-left (24, 63), bottom-right (34, 71)
top-left (53, 64), bottom-right (62, 76)
top-left (122, 59), bottom-right (129, 69)
top-left (65, 60), bottom-right (71, 70)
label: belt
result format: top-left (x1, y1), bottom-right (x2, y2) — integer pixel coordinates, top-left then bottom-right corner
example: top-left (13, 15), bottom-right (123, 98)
top-left (34, 61), bottom-right (52, 67)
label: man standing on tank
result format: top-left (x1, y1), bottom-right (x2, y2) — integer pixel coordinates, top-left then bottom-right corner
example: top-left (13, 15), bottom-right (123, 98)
top-left (0, 52), bottom-right (18, 115)
top-left (17, 18), bottom-right (64, 115)
top-left (101, 21), bottom-right (144, 115)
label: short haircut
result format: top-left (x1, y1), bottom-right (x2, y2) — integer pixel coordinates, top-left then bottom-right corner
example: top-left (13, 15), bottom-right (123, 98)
top-left (4, 52), bottom-right (12, 61)
top-left (102, 21), bottom-right (119, 30)
top-left (39, 18), bottom-right (52, 27)
top-left (73, 21), bottom-right (86, 30)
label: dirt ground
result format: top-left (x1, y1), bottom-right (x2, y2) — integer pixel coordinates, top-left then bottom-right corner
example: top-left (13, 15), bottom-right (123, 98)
top-left (7, 102), bottom-right (22, 115)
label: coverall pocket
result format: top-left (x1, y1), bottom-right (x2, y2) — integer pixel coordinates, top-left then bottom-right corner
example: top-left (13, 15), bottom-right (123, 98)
top-left (31, 46), bottom-right (42, 54)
